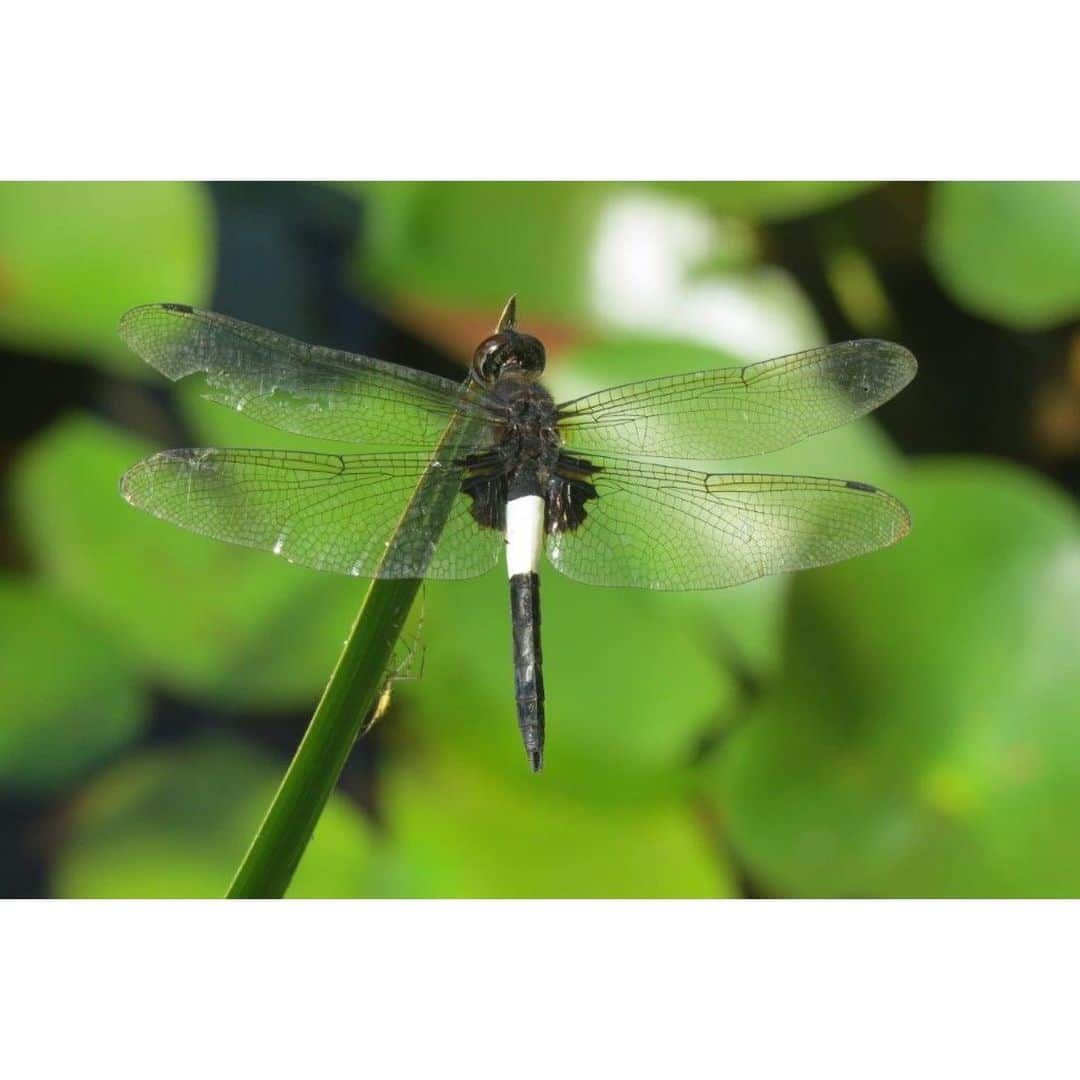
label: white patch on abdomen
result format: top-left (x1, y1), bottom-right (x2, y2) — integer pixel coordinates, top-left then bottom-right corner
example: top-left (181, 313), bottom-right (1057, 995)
top-left (505, 495), bottom-right (544, 577)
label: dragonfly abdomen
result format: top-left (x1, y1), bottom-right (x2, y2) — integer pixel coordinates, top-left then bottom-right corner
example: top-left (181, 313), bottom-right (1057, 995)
top-left (509, 565), bottom-right (545, 773)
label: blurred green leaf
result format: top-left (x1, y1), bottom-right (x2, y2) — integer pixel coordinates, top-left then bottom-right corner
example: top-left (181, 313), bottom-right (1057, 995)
top-left (373, 746), bottom-right (732, 897)
top-left (0, 182), bottom-right (214, 372)
top-left (926, 182), bottom-right (1080, 329)
top-left (54, 736), bottom-right (373, 897)
top-left (359, 181), bottom-right (614, 321)
top-left (655, 182), bottom-right (876, 222)
top-left (714, 458), bottom-right (1080, 896)
top-left (403, 566), bottom-right (733, 806)
top-left (0, 577), bottom-right (146, 794)
top-left (11, 415), bottom-right (365, 708)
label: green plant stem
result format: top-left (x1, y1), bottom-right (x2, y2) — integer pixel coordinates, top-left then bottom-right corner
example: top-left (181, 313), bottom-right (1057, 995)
top-left (226, 380), bottom-right (483, 899)
top-left (226, 574), bottom-right (421, 898)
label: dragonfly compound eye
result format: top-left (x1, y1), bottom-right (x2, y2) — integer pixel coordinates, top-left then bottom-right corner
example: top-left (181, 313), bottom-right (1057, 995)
top-left (472, 335), bottom-right (509, 383)
top-left (508, 333), bottom-right (546, 376)
top-left (472, 332), bottom-right (546, 383)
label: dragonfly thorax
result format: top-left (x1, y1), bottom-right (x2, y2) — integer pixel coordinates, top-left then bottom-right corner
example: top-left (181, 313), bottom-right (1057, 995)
top-left (459, 374), bottom-right (593, 533)
top-left (491, 377), bottom-right (562, 480)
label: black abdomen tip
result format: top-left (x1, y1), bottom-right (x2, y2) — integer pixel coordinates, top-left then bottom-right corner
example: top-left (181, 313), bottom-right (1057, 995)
top-left (529, 748), bottom-right (543, 773)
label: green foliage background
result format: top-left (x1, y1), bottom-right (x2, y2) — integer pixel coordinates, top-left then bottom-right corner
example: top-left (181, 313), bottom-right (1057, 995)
top-left (1, 181), bottom-right (1078, 897)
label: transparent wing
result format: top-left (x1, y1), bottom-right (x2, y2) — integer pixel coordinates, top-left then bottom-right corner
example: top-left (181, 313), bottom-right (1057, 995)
top-left (556, 340), bottom-right (917, 460)
top-left (121, 448), bottom-right (502, 580)
top-left (545, 456), bottom-right (910, 591)
top-left (119, 304), bottom-right (498, 449)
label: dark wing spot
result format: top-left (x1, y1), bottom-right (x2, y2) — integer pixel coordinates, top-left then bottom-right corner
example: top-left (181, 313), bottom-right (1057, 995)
top-left (845, 480), bottom-right (878, 493)
top-left (161, 302), bottom-right (194, 314)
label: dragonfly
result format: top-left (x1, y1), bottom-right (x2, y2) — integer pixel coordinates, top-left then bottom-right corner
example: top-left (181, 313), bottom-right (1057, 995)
top-left (119, 297), bottom-right (916, 772)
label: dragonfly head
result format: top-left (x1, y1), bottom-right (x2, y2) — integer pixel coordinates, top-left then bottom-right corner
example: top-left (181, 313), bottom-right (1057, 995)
top-left (471, 329), bottom-right (546, 385)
